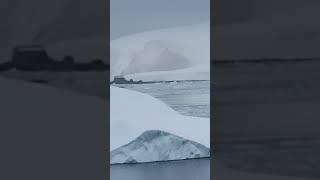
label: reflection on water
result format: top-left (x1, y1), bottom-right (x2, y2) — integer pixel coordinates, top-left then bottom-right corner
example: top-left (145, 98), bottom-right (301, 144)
top-left (110, 158), bottom-right (210, 180)
top-left (113, 81), bottom-right (210, 117)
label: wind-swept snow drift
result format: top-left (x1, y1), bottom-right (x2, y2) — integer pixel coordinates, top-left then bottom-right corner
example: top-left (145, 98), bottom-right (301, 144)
top-left (110, 22), bottom-right (209, 81)
top-left (111, 130), bottom-right (210, 164)
top-left (110, 86), bottom-right (210, 152)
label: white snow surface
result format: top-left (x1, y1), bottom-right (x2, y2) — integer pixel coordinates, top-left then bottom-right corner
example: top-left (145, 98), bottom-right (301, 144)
top-left (110, 130), bottom-right (210, 164)
top-left (110, 86), bottom-right (210, 151)
top-left (110, 22), bottom-right (209, 81)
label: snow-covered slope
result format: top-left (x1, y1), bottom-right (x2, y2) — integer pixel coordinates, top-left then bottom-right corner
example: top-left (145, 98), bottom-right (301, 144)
top-left (125, 65), bottom-right (209, 82)
top-left (110, 22), bottom-right (209, 81)
top-left (111, 130), bottom-right (210, 164)
top-left (110, 86), bottom-right (210, 151)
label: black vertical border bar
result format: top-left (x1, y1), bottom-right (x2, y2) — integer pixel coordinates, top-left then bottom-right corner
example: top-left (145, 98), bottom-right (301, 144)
top-left (106, 0), bottom-right (110, 179)
top-left (210, 0), bottom-right (215, 179)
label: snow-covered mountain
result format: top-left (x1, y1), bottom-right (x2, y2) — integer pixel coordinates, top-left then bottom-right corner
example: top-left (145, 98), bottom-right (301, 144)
top-left (110, 86), bottom-right (210, 151)
top-left (110, 22), bottom-right (209, 81)
top-left (111, 130), bottom-right (210, 164)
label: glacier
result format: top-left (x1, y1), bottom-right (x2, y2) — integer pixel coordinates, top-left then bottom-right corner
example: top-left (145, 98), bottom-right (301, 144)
top-left (110, 22), bottom-right (209, 82)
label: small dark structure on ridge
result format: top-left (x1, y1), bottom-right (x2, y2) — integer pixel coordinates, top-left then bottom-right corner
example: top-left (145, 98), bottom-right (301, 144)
top-left (113, 75), bottom-right (128, 84)
top-left (12, 45), bottom-right (54, 70)
top-left (112, 75), bottom-right (143, 84)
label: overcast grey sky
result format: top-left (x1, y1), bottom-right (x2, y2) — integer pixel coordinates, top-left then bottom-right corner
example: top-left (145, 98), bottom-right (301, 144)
top-left (111, 0), bottom-right (209, 40)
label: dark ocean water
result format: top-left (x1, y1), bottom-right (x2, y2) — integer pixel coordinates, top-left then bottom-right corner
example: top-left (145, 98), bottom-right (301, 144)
top-left (113, 81), bottom-right (210, 118)
top-left (110, 158), bottom-right (210, 180)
